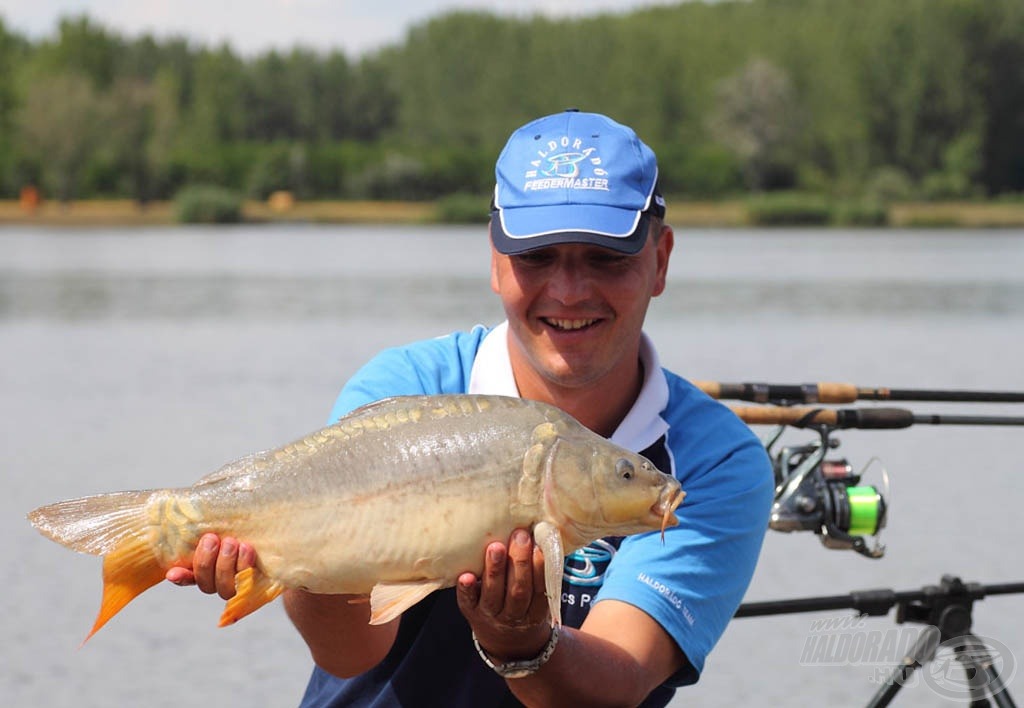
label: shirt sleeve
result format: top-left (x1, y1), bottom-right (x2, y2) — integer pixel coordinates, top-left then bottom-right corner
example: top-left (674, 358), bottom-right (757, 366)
top-left (326, 327), bottom-right (487, 423)
top-left (594, 392), bottom-right (774, 686)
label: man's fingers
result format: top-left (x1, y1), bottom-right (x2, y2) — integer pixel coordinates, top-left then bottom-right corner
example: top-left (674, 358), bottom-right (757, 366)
top-left (193, 534), bottom-right (220, 594)
top-left (167, 535), bottom-right (253, 599)
top-left (165, 566), bottom-right (195, 585)
top-left (237, 541), bottom-right (256, 572)
top-left (478, 542), bottom-right (508, 617)
top-left (215, 537), bottom-right (240, 600)
top-left (455, 572), bottom-right (481, 614)
top-left (502, 529), bottom-right (535, 621)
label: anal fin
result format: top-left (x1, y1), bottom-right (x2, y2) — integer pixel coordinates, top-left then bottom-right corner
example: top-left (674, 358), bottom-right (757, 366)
top-left (369, 579), bottom-right (445, 625)
top-left (219, 567), bottom-right (285, 627)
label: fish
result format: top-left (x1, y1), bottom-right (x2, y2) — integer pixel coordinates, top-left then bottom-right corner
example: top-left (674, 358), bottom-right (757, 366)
top-left (28, 394), bottom-right (684, 643)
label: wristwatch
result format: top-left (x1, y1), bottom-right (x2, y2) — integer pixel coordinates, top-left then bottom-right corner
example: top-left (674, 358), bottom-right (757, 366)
top-left (472, 624), bottom-right (561, 679)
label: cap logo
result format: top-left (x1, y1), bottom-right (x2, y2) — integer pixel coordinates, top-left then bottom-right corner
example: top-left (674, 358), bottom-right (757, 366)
top-left (524, 136), bottom-right (610, 192)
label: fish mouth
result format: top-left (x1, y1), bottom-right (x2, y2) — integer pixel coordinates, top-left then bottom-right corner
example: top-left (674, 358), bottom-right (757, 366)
top-left (658, 487), bottom-right (685, 542)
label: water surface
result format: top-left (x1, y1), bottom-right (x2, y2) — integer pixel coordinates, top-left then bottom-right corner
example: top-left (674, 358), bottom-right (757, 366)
top-left (3, 224), bottom-right (1022, 707)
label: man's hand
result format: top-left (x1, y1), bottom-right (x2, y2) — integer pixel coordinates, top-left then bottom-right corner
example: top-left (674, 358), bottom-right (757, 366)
top-left (455, 528), bottom-right (552, 662)
top-left (165, 533), bottom-right (256, 600)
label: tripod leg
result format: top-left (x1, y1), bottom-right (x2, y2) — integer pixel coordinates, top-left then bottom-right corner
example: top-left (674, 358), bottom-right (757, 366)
top-left (865, 627), bottom-right (941, 708)
top-left (957, 634), bottom-right (1017, 708)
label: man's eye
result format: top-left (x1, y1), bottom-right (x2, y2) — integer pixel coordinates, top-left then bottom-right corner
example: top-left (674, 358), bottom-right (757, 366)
top-left (590, 253), bottom-right (628, 267)
top-left (514, 252), bottom-right (554, 266)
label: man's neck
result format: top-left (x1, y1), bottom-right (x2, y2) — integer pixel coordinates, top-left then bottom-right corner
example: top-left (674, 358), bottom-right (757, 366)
top-left (512, 361), bottom-right (644, 438)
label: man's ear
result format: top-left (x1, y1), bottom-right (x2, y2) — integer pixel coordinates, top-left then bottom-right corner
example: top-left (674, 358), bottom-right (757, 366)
top-left (490, 246), bottom-right (501, 295)
top-left (652, 224), bottom-right (674, 297)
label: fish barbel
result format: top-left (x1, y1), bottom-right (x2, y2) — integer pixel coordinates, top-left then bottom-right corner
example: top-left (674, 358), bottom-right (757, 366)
top-left (28, 394), bottom-right (684, 643)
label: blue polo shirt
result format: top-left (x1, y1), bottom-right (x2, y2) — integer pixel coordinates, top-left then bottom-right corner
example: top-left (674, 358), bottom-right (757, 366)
top-left (301, 324), bottom-right (773, 707)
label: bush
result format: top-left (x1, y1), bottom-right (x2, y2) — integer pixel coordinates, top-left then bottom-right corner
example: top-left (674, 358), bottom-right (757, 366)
top-left (745, 192), bottom-right (831, 226)
top-left (174, 184), bottom-right (243, 223)
top-left (657, 143), bottom-right (744, 198)
top-left (920, 172), bottom-right (973, 201)
top-left (246, 143), bottom-right (300, 200)
top-left (833, 199), bottom-right (889, 226)
top-left (864, 166), bottom-right (915, 203)
top-left (435, 192), bottom-right (490, 223)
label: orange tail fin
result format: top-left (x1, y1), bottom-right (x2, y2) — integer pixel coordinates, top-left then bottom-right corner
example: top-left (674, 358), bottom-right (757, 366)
top-left (218, 566), bottom-right (284, 627)
top-left (85, 534), bottom-right (166, 644)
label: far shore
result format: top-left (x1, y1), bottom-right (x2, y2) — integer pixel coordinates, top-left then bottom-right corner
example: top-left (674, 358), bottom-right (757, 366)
top-left (3, 198), bottom-right (1024, 228)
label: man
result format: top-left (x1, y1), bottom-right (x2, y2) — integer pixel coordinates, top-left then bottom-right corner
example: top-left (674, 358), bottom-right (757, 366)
top-left (168, 110), bottom-right (774, 707)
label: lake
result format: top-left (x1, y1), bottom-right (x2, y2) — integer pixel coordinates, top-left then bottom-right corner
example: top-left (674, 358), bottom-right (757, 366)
top-left (2, 224), bottom-right (1022, 707)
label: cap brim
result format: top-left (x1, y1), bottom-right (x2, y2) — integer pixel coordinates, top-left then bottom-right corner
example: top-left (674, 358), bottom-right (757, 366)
top-left (491, 206), bottom-right (650, 255)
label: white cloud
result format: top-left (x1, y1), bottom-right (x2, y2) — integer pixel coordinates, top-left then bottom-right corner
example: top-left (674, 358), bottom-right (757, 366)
top-left (0, 0), bottom-right (674, 56)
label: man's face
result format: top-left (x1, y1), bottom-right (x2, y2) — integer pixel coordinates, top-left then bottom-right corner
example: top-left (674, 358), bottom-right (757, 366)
top-left (490, 223), bottom-right (673, 396)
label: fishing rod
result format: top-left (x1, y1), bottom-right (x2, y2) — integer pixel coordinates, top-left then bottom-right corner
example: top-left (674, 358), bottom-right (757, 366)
top-left (730, 405), bottom-right (1024, 429)
top-left (697, 380), bottom-right (1024, 405)
top-left (740, 403), bottom-right (1023, 560)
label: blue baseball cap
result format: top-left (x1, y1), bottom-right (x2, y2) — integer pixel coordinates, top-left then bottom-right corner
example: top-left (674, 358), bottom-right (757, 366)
top-left (490, 110), bottom-right (665, 255)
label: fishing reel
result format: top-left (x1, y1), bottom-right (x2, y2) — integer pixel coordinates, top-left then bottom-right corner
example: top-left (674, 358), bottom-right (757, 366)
top-left (764, 424), bottom-right (888, 559)
top-left (700, 378), bottom-right (1024, 559)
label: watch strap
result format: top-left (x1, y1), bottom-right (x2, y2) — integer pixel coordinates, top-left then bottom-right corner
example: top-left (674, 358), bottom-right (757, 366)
top-left (472, 624), bottom-right (561, 679)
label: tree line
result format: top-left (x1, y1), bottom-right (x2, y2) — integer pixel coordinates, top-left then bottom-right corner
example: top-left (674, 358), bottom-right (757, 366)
top-left (1, 0), bottom-right (1023, 205)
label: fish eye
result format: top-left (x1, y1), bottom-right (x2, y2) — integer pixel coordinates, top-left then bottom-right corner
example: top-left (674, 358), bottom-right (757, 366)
top-left (616, 458), bottom-right (635, 480)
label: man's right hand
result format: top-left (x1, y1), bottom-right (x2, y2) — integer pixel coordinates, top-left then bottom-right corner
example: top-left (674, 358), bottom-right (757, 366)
top-left (165, 533), bottom-right (256, 600)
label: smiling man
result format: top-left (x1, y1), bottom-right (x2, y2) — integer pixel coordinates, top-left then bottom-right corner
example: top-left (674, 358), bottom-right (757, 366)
top-left (170, 110), bottom-right (774, 707)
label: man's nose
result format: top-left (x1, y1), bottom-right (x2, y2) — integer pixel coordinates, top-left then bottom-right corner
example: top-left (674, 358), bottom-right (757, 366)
top-left (545, 260), bottom-right (592, 304)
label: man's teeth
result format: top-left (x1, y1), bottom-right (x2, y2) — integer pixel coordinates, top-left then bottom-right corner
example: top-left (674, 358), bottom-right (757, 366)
top-left (547, 318), bottom-right (597, 331)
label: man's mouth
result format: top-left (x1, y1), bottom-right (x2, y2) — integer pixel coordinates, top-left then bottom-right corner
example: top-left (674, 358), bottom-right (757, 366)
top-left (542, 317), bottom-right (599, 331)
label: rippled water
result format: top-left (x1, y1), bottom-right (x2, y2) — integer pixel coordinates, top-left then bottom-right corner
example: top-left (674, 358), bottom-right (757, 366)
top-left (3, 224), bottom-right (1022, 707)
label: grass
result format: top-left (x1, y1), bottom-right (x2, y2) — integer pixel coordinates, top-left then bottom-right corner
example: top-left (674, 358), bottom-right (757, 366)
top-left (888, 202), bottom-right (1024, 228)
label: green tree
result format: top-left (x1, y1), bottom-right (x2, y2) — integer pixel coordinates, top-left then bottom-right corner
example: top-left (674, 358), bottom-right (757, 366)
top-left (33, 15), bottom-right (123, 89)
top-left (17, 72), bottom-right (104, 202)
top-left (0, 18), bottom-right (18, 194)
top-left (711, 58), bottom-right (801, 190)
top-left (141, 67), bottom-right (185, 198)
top-left (101, 77), bottom-right (156, 203)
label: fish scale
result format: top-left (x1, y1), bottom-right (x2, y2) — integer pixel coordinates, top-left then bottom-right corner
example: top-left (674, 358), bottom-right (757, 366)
top-left (28, 394), bottom-right (684, 642)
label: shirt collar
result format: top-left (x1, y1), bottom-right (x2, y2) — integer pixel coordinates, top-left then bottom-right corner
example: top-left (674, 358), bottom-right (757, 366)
top-left (469, 321), bottom-right (669, 453)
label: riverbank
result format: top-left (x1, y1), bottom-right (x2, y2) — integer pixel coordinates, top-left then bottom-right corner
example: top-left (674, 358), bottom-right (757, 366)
top-left (3, 198), bottom-right (1024, 228)
top-left (0, 199), bottom-right (438, 227)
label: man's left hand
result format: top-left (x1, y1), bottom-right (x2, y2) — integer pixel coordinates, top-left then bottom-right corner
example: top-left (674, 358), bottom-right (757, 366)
top-left (456, 528), bottom-right (552, 662)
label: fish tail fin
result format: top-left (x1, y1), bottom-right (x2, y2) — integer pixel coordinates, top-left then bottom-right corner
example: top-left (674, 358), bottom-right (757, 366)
top-left (28, 490), bottom-right (165, 643)
top-left (27, 490), bottom-right (156, 555)
top-left (218, 567), bottom-right (284, 627)
top-left (85, 534), bottom-right (167, 644)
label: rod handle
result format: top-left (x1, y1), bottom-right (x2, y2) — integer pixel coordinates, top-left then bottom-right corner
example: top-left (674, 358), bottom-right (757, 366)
top-left (696, 381), bottom-right (858, 403)
top-left (731, 406), bottom-right (915, 429)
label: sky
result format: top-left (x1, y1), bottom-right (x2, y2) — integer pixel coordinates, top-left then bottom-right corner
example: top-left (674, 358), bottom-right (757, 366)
top-left (0, 1), bottom-right (677, 57)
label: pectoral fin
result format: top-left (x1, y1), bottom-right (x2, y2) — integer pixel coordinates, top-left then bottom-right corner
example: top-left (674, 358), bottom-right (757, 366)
top-left (219, 567), bottom-right (285, 627)
top-left (532, 521), bottom-right (564, 627)
top-left (369, 579), bottom-right (446, 625)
